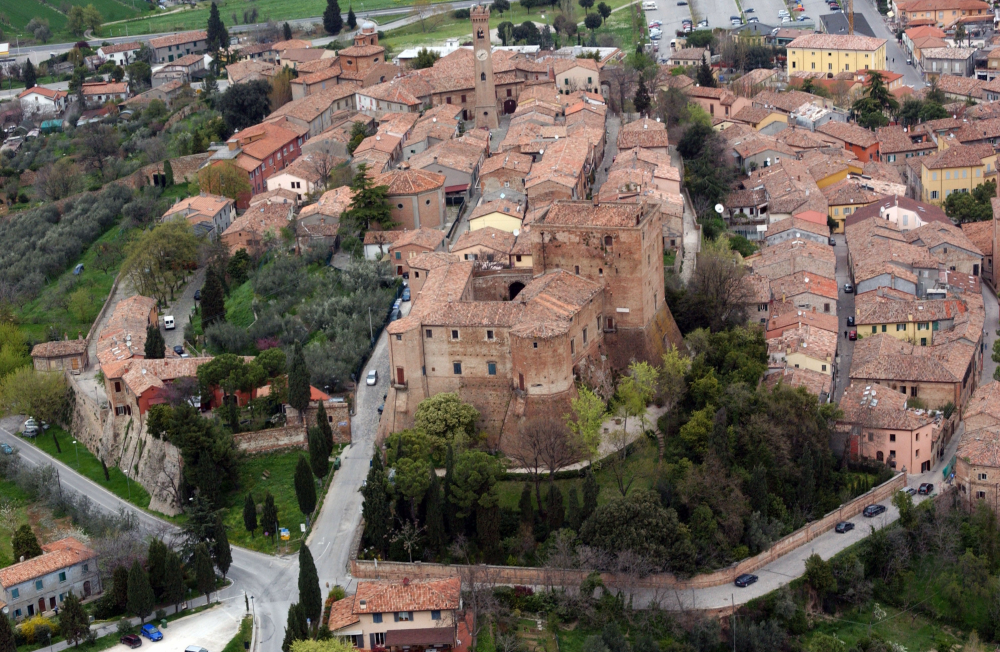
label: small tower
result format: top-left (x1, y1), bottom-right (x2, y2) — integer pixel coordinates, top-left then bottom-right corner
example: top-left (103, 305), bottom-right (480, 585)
top-left (471, 5), bottom-right (498, 130)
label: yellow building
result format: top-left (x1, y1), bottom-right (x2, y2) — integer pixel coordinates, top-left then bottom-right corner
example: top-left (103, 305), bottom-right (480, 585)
top-left (822, 178), bottom-right (905, 233)
top-left (467, 199), bottom-right (525, 233)
top-left (919, 143), bottom-right (997, 203)
top-left (787, 34), bottom-right (888, 77)
top-left (767, 325), bottom-right (837, 375)
top-left (731, 106), bottom-right (787, 132)
top-left (855, 293), bottom-right (968, 346)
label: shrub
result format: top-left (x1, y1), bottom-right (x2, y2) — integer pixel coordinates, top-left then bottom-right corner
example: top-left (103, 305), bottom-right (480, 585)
top-left (18, 616), bottom-right (55, 644)
top-left (205, 321), bottom-right (254, 354)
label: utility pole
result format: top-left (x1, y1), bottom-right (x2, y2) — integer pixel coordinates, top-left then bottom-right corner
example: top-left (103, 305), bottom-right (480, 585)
top-left (848, 0), bottom-right (855, 34)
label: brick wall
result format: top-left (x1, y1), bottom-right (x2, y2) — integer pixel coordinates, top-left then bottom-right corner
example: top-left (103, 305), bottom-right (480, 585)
top-left (471, 269), bottom-right (534, 302)
top-left (233, 426), bottom-right (308, 454)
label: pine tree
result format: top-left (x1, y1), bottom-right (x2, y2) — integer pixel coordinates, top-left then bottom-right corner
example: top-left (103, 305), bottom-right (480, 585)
top-left (424, 466), bottom-right (445, 552)
top-left (323, 0), bottom-right (343, 35)
top-left (518, 483), bottom-right (534, 528)
top-left (288, 342), bottom-right (311, 423)
top-left (0, 605), bottom-right (16, 652)
top-left (361, 453), bottom-right (391, 555)
top-left (566, 485), bottom-right (582, 530)
top-left (201, 270), bottom-right (226, 327)
top-left (294, 454), bottom-right (317, 515)
top-left (213, 517), bottom-right (233, 578)
top-left (546, 483), bottom-right (564, 532)
top-left (147, 539), bottom-right (167, 600)
top-left (697, 59), bottom-right (716, 88)
top-left (581, 469), bottom-right (598, 524)
top-left (243, 493), bottom-right (258, 537)
top-left (164, 551), bottom-right (185, 614)
top-left (163, 159), bottom-right (174, 187)
top-left (126, 560), bottom-right (155, 624)
top-left (283, 22), bottom-right (293, 40)
top-left (111, 565), bottom-right (129, 610)
top-left (261, 492), bottom-right (279, 540)
top-left (12, 525), bottom-right (42, 561)
top-left (23, 61), bottom-right (37, 90)
top-left (194, 542), bottom-right (217, 602)
top-left (206, 2), bottom-right (230, 51)
top-left (59, 591), bottom-right (90, 646)
top-left (144, 324), bottom-right (165, 359)
top-left (347, 5), bottom-right (357, 29)
top-left (309, 427), bottom-right (330, 478)
top-left (298, 544), bottom-right (322, 624)
top-left (633, 77), bottom-right (651, 116)
top-left (342, 164), bottom-right (396, 233)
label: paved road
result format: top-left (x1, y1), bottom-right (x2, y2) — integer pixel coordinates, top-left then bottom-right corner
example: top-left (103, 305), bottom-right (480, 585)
top-left (161, 267), bottom-right (205, 355)
top-left (981, 282), bottom-right (998, 384)
top-left (594, 113), bottom-right (621, 191)
top-left (833, 232), bottom-right (854, 403)
top-left (643, 0), bottom-right (694, 50)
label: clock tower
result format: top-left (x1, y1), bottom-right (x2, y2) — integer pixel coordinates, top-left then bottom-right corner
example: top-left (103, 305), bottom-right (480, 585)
top-left (471, 5), bottom-right (498, 130)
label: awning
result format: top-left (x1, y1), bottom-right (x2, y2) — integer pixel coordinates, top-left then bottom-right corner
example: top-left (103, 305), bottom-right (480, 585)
top-left (444, 184), bottom-right (469, 193)
top-left (384, 628), bottom-right (455, 647)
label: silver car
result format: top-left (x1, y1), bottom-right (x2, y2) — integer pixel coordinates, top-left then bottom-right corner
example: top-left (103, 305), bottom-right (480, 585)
top-left (366, 369), bottom-right (378, 386)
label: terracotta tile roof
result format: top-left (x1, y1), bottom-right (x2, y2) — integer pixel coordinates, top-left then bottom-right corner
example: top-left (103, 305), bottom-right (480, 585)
top-left (752, 89), bottom-right (825, 113)
top-left (361, 76), bottom-right (432, 106)
top-left (388, 227), bottom-right (446, 251)
top-left (167, 53), bottom-right (203, 67)
top-left (960, 220), bottom-right (993, 256)
top-left (770, 271), bottom-right (839, 301)
top-left (957, 425), bottom-right (1000, 467)
top-left (933, 74), bottom-right (984, 98)
top-left (850, 331), bottom-right (977, 383)
top-left (788, 33), bottom-right (887, 50)
top-left (0, 538), bottom-right (96, 587)
top-left (740, 159), bottom-right (830, 216)
top-left (328, 599), bottom-right (361, 631)
top-left (898, 0), bottom-right (989, 11)
top-left (292, 66), bottom-right (342, 87)
top-left (17, 86), bottom-right (67, 100)
top-left (816, 121), bottom-right (879, 148)
top-left (539, 200), bottom-right (648, 227)
top-left (250, 188), bottom-right (298, 206)
top-left (669, 47), bottom-right (708, 62)
top-left (921, 47), bottom-right (976, 60)
top-left (964, 380), bottom-right (1000, 427)
top-left (100, 41), bottom-right (142, 54)
top-left (97, 295), bottom-right (158, 368)
top-left (766, 307), bottom-right (840, 333)
top-left (363, 230), bottom-right (403, 245)
top-left (732, 105), bottom-right (780, 124)
top-left (766, 216), bottom-right (831, 238)
top-left (822, 177), bottom-right (895, 207)
top-left (763, 366), bottom-right (832, 397)
top-left (164, 193), bottom-right (233, 222)
top-left (838, 382), bottom-right (937, 429)
top-left (922, 142), bottom-right (991, 169)
top-left (122, 356), bottom-right (214, 395)
top-left (227, 60), bottom-right (279, 83)
top-left (281, 49), bottom-right (327, 64)
top-left (374, 168), bottom-right (445, 195)
top-left (767, 322), bottom-right (838, 361)
top-left (300, 185), bottom-right (356, 220)
top-left (862, 161), bottom-right (904, 185)
top-left (480, 151), bottom-right (532, 177)
top-left (409, 139), bottom-right (484, 175)
top-left (356, 133), bottom-right (402, 156)
top-left (223, 203), bottom-right (293, 239)
top-left (149, 30), bottom-right (206, 49)
top-left (268, 85), bottom-right (358, 123)
top-left (469, 199), bottom-right (524, 221)
top-left (453, 227), bottom-right (517, 254)
top-left (81, 82), bottom-right (128, 96)
top-left (855, 287), bottom-right (967, 325)
top-left (551, 57), bottom-right (601, 73)
top-left (31, 338), bottom-right (87, 358)
top-left (524, 136), bottom-right (590, 190)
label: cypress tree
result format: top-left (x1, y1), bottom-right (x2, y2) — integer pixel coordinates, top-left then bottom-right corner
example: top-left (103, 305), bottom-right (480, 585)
top-left (283, 22), bottom-right (293, 39)
top-left (213, 517), bottom-right (233, 578)
top-left (442, 444), bottom-right (457, 536)
top-left (518, 483), bottom-right (533, 528)
top-left (164, 550), bottom-right (185, 614)
top-left (288, 342), bottom-right (311, 423)
top-left (581, 469), bottom-right (599, 524)
top-left (546, 483), bottom-right (564, 532)
top-left (243, 493), bottom-right (258, 537)
top-left (147, 539), bottom-right (167, 600)
top-left (566, 485), bottom-right (582, 531)
top-left (361, 452), bottom-right (391, 555)
top-left (126, 560), bottom-right (155, 624)
top-left (194, 542), bottom-right (216, 602)
top-left (424, 466), bottom-right (444, 552)
top-left (12, 525), bottom-right (42, 561)
top-left (476, 502), bottom-right (501, 563)
top-left (144, 324), bottom-right (165, 359)
top-left (316, 401), bottom-right (333, 452)
top-left (294, 454), bottom-right (317, 515)
top-left (633, 77), bottom-right (651, 116)
top-left (309, 427), bottom-right (330, 478)
top-left (23, 61), bottom-right (37, 90)
top-left (201, 270), bottom-right (226, 327)
top-left (261, 492), bottom-right (279, 540)
top-left (298, 544), bottom-right (322, 624)
top-left (347, 5), bottom-right (357, 29)
top-left (206, 1), bottom-right (229, 51)
top-left (323, 0), bottom-right (343, 35)
top-left (112, 565), bottom-right (129, 610)
top-left (59, 591), bottom-right (90, 646)
top-left (163, 159), bottom-right (174, 187)
top-left (0, 604), bottom-right (16, 652)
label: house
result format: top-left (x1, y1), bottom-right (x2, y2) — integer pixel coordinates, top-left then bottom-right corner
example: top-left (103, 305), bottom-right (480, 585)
top-left (479, 151), bottom-right (533, 194)
top-left (299, 185), bottom-right (355, 249)
top-left (524, 136), bottom-right (591, 205)
top-left (932, 74), bottom-right (985, 102)
top-left (386, 228), bottom-right (448, 276)
top-left (226, 60), bottom-right (279, 85)
top-left (250, 188), bottom-right (299, 207)
top-left (95, 295), bottom-right (159, 415)
top-left (327, 578), bottom-right (462, 650)
top-left (745, 235), bottom-right (837, 283)
top-left (845, 194), bottom-right (950, 231)
top-left (918, 142), bottom-right (996, 203)
top-left (764, 217), bottom-right (831, 246)
top-left (816, 121), bottom-right (881, 162)
top-left (877, 125), bottom-right (938, 164)
top-left (355, 77), bottom-right (432, 117)
top-left (668, 47), bottom-right (709, 66)
top-left (766, 323), bottom-right (837, 375)
top-left (18, 86), bottom-right (68, 117)
top-left (904, 219), bottom-right (984, 275)
top-left (162, 193), bottom-right (236, 240)
top-left (97, 42), bottom-right (142, 66)
top-left (408, 139), bottom-right (487, 202)
top-left (266, 154), bottom-right (342, 202)
top-left (468, 198), bottom-right (527, 233)
top-left (153, 53), bottom-right (205, 85)
top-left (751, 89), bottom-right (834, 115)
top-left (0, 537), bottom-right (101, 621)
top-left (220, 203), bottom-right (295, 254)
top-left (452, 226), bottom-right (518, 263)
top-left (80, 82), bottom-right (129, 108)
top-left (30, 337), bottom-right (89, 373)
top-left (120, 80), bottom-right (187, 110)
top-left (955, 425), bottom-right (1000, 512)
top-left (267, 85), bottom-right (359, 137)
top-left (732, 105), bottom-right (788, 131)
top-left (823, 177), bottom-right (903, 233)
top-left (786, 34), bottom-right (888, 75)
top-left (855, 287), bottom-right (969, 345)
top-left (839, 382), bottom-right (940, 473)
top-left (765, 308), bottom-right (840, 339)
top-left (895, 0), bottom-right (991, 29)
top-left (683, 86), bottom-right (750, 121)
top-left (552, 57), bottom-right (602, 93)
top-left (373, 168), bottom-right (447, 230)
top-left (149, 30), bottom-right (207, 63)
top-left (112, 356), bottom-right (218, 417)
top-left (921, 47), bottom-right (977, 79)
top-left (769, 272), bottom-right (839, 316)
top-left (763, 366), bottom-right (833, 401)
top-left (258, 384), bottom-right (351, 441)
top-left (616, 118), bottom-right (672, 154)
top-left (961, 220), bottom-right (993, 284)
top-left (207, 120), bottom-right (306, 207)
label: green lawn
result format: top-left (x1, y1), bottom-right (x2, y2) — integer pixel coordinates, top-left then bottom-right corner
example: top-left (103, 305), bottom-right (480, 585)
top-left (21, 426), bottom-right (152, 509)
top-left (803, 603), bottom-right (959, 652)
top-left (221, 616), bottom-right (254, 652)
top-left (0, 478), bottom-right (33, 568)
top-left (226, 281), bottom-right (255, 329)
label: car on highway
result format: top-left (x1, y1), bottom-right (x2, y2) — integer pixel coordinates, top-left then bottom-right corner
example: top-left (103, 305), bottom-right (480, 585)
top-left (863, 504), bottom-right (887, 517)
top-left (835, 521), bottom-right (855, 533)
top-left (844, 283), bottom-right (854, 293)
top-left (140, 625), bottom-right (163, 642)
top-left (847, 316), bottom-right (855, 326)
top-left (734, 574), bottom-right (758, 587)
top-left (919, 483), bottom-right (934, 495)
top-left (173, 345), bottom-right (184, 355)
top-left (366, 369), bottom-right (378, 386)
top-left (1, 443), bottom-right (13, 455)
top-left (121, 635), bottom-right (142, 649)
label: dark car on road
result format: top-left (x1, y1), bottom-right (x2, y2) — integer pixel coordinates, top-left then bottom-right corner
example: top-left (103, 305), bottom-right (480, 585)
top-left (863, 504), bottom-right (887, 517)
top-left (173, 345), bottom-right (184, 355)
top-left (844, 283), bottom-right (854, 293)
top-left (194, 289), bottom-right (201, 301)
top-left (835, 521), bottom-right (854, 533)
top-left (0, 443), bottom-right (12, 455)
top-left (829, 237), bottom-right (836, 245)
top-left (918, 483), bottom-right (934, 495)
top-left (121, 635), bottom-right (142, 649)
top-left (735, 574), bottom-right (758, 587)
top-left (847, 316), bottom-right (855, 326)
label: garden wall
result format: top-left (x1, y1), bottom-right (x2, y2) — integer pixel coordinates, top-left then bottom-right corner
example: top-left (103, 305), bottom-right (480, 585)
top-left (350, 471), bottom-right (907, 591)
top-left (233, 426), bottom-right (308, 455)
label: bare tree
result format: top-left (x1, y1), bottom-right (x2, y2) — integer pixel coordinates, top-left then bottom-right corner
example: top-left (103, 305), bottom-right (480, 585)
top-left (77, 124), bottom-right (120, 178)
top-left (35, 158), bottom-right (83, 201)
top-left (602, 64), bottom-right (639, 115)
top-left (302, 148), bottom-right (345, 191)
top-left (508, 416), bottom-right (580, 510)
top-left (391, 520), bottom-right (426, 563)
top-left (606, 427), bottom-right (648, 497)
top-left (450, 537), bottom-right (501, 652)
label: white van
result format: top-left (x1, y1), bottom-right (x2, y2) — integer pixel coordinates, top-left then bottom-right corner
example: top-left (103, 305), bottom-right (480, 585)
top-left (778, 9), bottom-right (790, 16)
top-left (642, 2), bottom-right (657, 9)
top-left (164, 315), bottom-right (175, 330)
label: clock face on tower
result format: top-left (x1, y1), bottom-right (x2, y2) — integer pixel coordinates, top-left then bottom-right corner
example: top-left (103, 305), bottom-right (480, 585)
top-left (477, 49), bottom-right (488, 61)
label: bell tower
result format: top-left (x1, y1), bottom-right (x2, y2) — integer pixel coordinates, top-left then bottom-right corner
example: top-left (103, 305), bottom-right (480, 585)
top-left (471, 5), bottom-right (498, 130)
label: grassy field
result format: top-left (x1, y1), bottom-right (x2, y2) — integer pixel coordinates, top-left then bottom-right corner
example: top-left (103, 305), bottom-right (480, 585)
top-left (5, 0), bottom-right (143, 43)
top-left (21, 426), bottom-right (153, 509)
top-left (16, 225), bottom-right (129, 343)
top-left (0, 478), bottom-right (34, 568)
top-left (226, 281), bottom-right (255, 329)
top-left (221, 616), bottom-right (254, 652)
top-left (803, 603), bottom-right (960, 652)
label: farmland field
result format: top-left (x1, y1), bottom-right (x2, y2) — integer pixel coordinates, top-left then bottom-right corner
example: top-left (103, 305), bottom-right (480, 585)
top-left (4, 0), bottom-right (69, 32)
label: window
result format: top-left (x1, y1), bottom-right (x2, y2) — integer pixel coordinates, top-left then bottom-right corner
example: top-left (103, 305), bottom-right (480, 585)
top-left (36, 580), bottom-right (43, 590)
top-left (897, 323), bottom-right (906, 331)
top-left (911, 386), bottom-right (918, 397)
top-left (396, 612), bottom-right (413, 622)
top-left (583, 327), bottom-right (588, 344)
top-left (395, 335), bottom-right (401, 341)
top-left (374, 634), bottom-right (386, 647)
top-left (59, 571), bottom-right (66, 582)
top-left (432, 610), bottom-right (441, 621)
top-left (881, 325), bottom-right (887, 332)
top-left (570, 338), bottom-right (575, 355)
top-left (482, 72), bottom-right (487, 81)
top-left (453, 362), bottom-right (462, 375)
top-left (931, 190), bottom-right (939, 199)
top-left (488, 362), bottom-right (497, 375)
top-left (980, 472), bottom-right (988, 480)
top-left (890, 434), bottom-right (896, 442)
top-left (872, 326), bottom-right (877, 334)
top-left (452, 329), bottom-right (459, 340)
top-left (115, 382), bottom-right (122, 392)
top-left (575, 265), bottom-right (580, 274)
top-left (351, 635), bottom-right (364, 648)
top-left (446, 97), bottom-right (452, 104)
top-left (426, 329), bottom-right (433, 338)
top-left (824, 303), bottom-right (830, 313)
top-left (978, 491), bottom-right (987, 499)
top-left (14, 609), bottom-right (20, 618)
top-left (462, 95), bottom-right (466, 102)
top-left (11, 588), bottom-right (18, 599)
top-left (487, 330), bottom-right (494, 340)
top-left (900, 385), bottom-right (907, 394)
top-left (917, 322), bottom-right (928, 330)
top-left (395, 252), bottom-right (401, 259)
top-left (822, 364), bottom-right (827, 371)
top-left (397, 203), bottom-right (403, 209)
top-left (533, 342), bottom-right (538, 348)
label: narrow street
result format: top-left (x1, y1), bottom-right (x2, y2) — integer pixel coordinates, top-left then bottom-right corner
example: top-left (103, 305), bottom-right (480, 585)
top-left (833, 233), bottom-right (854, 403)
top-left (981, 282), bottom-right (999, 384)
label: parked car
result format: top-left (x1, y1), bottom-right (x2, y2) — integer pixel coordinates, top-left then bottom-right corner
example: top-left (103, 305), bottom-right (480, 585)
top-left (863, 504), bottom-right (887, 517)
top-left (140, 625), bottom-right (163, 642)
top-left (164, 315), bottom-right (176, 330)
top-left (748, 16), bottom-right (759, 21)
top-left (918, 483), bottom-right (934, 495)
top-left (849, 330), bottom-right (857, 340)
top-left (377, 403), bottom-right (385, 415)
top-left (778, 9), bottom-right (790, 16)
top-left (697, 19), bottom-right (708, 26)
top-left (22, 418), bottom-right (39, 437)
top-left (390, 307), bottom-right (401, 321)
top-left (734, 574), bottom-right (758, 587)
top-left (194, 289), bottom-right (201, 301)
top-left (651, 32), bottom-right (663, 38)
top-left (847, 316), bottom-right (855, 326)
top-left (366, 369), bottom-right (378, 386)
top-left (900, 487), bottom-right (917, 497)
top-left (844, 283), bottom-right (854, 293)
top-left (834, 521), bottom-right (854, 533)
top-left (648, 19), bottom-right (662, 26)
top-left (185, 646), bottom-right (209, 652)
top-left (121, 635), bottom-right (142, 649)
top-left (676, 1), bottom-right (687, 5)
top-left (0, 443), bottom-right (13, 455)
top-left (745, 7), bottom-right (755, 11)
top-left (173, 345), bottom-right (184, 355)
top-left (402, 287), bottom-right (411, 301)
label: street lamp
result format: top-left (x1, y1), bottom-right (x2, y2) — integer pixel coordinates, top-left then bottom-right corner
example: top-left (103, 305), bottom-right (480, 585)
top-left (72, 439), bottom-right (79, 469)
top-left (250, 595), bottom-right (255, 621)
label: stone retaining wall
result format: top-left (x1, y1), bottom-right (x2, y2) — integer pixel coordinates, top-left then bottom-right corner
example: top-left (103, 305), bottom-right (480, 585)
top-left (233, 426), bottom-right (308, 455)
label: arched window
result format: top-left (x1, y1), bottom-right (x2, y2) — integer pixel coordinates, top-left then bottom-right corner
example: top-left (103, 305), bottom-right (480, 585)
top-left (604, 235), bottom-right (613, 247)
top-left (481, 72), bottom-right (486, 81)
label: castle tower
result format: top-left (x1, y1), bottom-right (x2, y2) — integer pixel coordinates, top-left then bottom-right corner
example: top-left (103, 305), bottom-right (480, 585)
top-left (471, 5), bottom-right (499, 130)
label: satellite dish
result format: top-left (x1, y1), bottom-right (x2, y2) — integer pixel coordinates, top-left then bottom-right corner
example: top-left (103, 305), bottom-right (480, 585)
top-left (513, 229), bottom-right (520, 237)
top-left (714, 204), bottom-right (724, 214)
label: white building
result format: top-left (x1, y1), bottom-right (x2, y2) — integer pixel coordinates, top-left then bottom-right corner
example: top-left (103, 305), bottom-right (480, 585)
top-left (97, 42), bottom-right (142, 66)
top-left (17, 86), bottom-right (68, 117)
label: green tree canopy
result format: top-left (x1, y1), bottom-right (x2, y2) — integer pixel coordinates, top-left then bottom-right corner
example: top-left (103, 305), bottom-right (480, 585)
top-left (206, 2), bottom-right (230, 51)
top-left (127, 560), bottom-right (155, 623)
top-left (341, 164), bottom-right (396, 233)
top-left (12, 524), bottom-right (42, 561)
top-left (413, 393), bottom-right (480, 451)
top-left (294, 454), bottom-right (318, 515)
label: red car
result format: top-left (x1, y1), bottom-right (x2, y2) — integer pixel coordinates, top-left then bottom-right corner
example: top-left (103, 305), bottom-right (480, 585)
top-left (849, 330), bottom-right (857, 340)
top-left (121, 635), bottom-right (142, 649)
